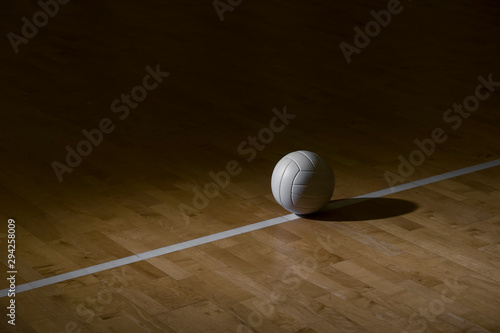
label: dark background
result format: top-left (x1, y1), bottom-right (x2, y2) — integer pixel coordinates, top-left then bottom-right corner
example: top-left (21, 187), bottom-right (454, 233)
top-left (0, 0), bottom-right (499, 222)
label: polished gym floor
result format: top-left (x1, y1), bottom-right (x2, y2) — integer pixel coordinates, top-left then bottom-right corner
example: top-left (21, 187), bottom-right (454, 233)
top-left (1, 0), bottom-right (500, 332)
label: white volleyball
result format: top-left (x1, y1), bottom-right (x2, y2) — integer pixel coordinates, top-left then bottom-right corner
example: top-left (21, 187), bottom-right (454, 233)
top-left (271, 150), bottom-right (334, 215)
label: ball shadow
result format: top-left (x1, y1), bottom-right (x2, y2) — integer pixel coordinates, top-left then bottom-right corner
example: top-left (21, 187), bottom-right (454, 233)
top-left (300, 198), bottom-right (418, 221)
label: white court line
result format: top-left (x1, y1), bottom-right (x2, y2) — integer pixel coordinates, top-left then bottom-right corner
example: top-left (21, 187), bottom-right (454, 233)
top-left (1, 159), bottom-right (499, 297)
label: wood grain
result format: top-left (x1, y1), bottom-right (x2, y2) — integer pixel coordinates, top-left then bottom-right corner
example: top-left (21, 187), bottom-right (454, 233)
top-left (1, 0), bottom-right (499, 332)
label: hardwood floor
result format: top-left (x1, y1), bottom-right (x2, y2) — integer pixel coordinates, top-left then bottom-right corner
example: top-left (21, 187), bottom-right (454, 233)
top-left (1, 0), bottom-right (499, 332)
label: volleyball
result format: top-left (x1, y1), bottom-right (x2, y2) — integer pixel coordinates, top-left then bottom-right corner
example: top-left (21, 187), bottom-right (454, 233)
top-left (271, 150), bottom-right (335, 215)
